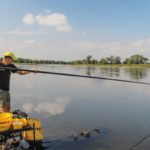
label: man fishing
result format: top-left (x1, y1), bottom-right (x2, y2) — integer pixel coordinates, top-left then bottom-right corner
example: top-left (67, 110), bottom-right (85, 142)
top-left (0, 52), bottom-right (31, 112)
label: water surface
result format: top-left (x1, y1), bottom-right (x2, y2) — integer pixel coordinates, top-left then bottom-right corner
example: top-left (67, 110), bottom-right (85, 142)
top-left (10, 65), bottom-right (150, 150)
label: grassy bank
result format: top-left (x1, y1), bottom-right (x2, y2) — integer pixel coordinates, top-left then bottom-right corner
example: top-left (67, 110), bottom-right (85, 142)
top-left (15, 62), bottom-right (150, 68)
top-left (72, 64), bottom-right (150, 68)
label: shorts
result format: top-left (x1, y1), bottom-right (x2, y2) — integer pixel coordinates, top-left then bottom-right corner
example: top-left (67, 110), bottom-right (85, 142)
top-left (0, 90), bottom-right (10, 112)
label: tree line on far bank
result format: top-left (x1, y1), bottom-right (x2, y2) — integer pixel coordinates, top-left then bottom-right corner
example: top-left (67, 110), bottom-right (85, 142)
top-left (15, 54), bottom-right (149, 65)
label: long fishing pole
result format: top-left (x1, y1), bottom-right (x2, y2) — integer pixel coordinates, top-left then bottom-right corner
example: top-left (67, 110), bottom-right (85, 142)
top-left (0, 66), bottom-right (150, 85)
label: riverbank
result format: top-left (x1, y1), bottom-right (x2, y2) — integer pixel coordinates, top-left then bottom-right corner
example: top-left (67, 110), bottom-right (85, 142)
top-left (72, 64), bottom-right (150, 68)
top-left (15, 62), bottom-right (150, 68)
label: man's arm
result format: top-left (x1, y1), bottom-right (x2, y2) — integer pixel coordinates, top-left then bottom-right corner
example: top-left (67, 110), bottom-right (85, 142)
top-left (16, 70), bottom-right (31, 75)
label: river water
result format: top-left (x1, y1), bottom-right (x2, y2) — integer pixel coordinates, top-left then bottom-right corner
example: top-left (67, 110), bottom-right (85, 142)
top-left (10, 65), bottom-right (150, 150)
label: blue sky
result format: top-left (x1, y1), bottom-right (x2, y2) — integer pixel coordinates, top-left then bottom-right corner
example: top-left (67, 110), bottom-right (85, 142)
top-left (0, 0), bottom-right (150, 61)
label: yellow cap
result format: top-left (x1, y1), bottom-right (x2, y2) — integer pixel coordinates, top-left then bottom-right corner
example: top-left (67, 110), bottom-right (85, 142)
top-left (4, 52), bottom-right (17, 61)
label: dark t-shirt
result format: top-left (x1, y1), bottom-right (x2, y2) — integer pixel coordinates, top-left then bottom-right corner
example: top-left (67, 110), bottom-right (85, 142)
top-left (0, 61), bottom-right (17, 91)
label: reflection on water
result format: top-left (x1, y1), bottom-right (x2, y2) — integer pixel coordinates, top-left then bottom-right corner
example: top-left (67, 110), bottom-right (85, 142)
top-left (10, 65), bottom-right (150, 150)
top-left (22, 96), bottom-right (70, 115)
top-left (0, 91), bottom-right (10, 112)
top-left (124, 67), bottom-right (148, 80)
top-left (0, 99), bottom-right (10, 112)
top-left (85, 67), bottom-right (96, 76)
top-left (99, 67), bottom-right (120, 77)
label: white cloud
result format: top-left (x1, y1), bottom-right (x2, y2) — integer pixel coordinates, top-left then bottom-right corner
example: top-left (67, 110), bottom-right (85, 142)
top-left (129, 39), bottom-right (150, 51)
top-left (24, 40), bottom-right (35, 44)
top-left (4, 29), bottom-right (46, 35)
top-left (35, 13), bottom-right (66, 26)
top-left (56, 24), bottom-right (71, 32)
top-left (22, 12), bottom-right (72, 32)
top-left (22, 13), bottom-right (35, 25)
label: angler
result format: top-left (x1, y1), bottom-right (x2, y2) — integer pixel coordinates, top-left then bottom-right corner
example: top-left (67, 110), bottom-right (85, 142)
top-left (0, 52), bottom-right (35, 112)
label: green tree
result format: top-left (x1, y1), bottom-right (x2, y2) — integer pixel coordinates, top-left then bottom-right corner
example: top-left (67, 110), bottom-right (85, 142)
top-left (99, 58), bottom-right (108, 64)
top-left (123, 54), bottom-right (149, 64)
top-left (106, 55), bottom-right (114, 64)
top-left (85, 55), bottom-right (92, 64)
top-left (115, 56), bottom-right (121, 64)
top-left (99, 55), bottom-right (121, 64)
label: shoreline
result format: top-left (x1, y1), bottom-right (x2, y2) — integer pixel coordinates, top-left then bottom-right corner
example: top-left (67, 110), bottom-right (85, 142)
top-left (15, 63), bottom-right (150, 68)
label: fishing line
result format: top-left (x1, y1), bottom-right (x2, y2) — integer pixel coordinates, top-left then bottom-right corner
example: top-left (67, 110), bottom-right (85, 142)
top-left (0, 66), bottom-right (150, 85)
top-left (128, 133), bottom-right (150, 150)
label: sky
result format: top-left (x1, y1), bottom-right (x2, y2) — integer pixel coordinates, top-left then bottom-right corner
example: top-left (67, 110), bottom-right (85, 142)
top-left (0, 0), bottom-right (150, 61)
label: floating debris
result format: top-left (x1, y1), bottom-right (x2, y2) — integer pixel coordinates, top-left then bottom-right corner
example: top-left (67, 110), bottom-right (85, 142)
top-left (69, 128), bottom-right (103, 141)
top-left (80, 130), bottom-right (90, 138)
top-left (70, 134), bottom-right (78, 141)
top-left (93, 128), bottom-right (100, 134)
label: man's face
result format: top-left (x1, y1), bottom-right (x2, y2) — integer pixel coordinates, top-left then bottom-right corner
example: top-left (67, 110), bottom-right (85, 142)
top-left (5, 57), bottom-right (13, 64)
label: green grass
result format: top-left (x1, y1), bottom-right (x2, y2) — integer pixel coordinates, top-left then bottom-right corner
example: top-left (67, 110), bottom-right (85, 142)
top-left (72, 64), bottom-right (150, 68)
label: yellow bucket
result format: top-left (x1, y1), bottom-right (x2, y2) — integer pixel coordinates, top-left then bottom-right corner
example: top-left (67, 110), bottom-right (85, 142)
top-left (19, 118), bottom-right (27, 126)
top-left (0, 112), bottom-right (13, 132)
top-left (11, 118), bottom-right (23, 130)
top-left (23, 118), bottom-right (43, 141)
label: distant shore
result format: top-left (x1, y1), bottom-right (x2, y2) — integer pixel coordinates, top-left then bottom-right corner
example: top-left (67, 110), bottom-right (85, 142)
top-left (16, 63), bottom-right (150, 68)
top-left (71, 64), bottom-right (150, 68)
